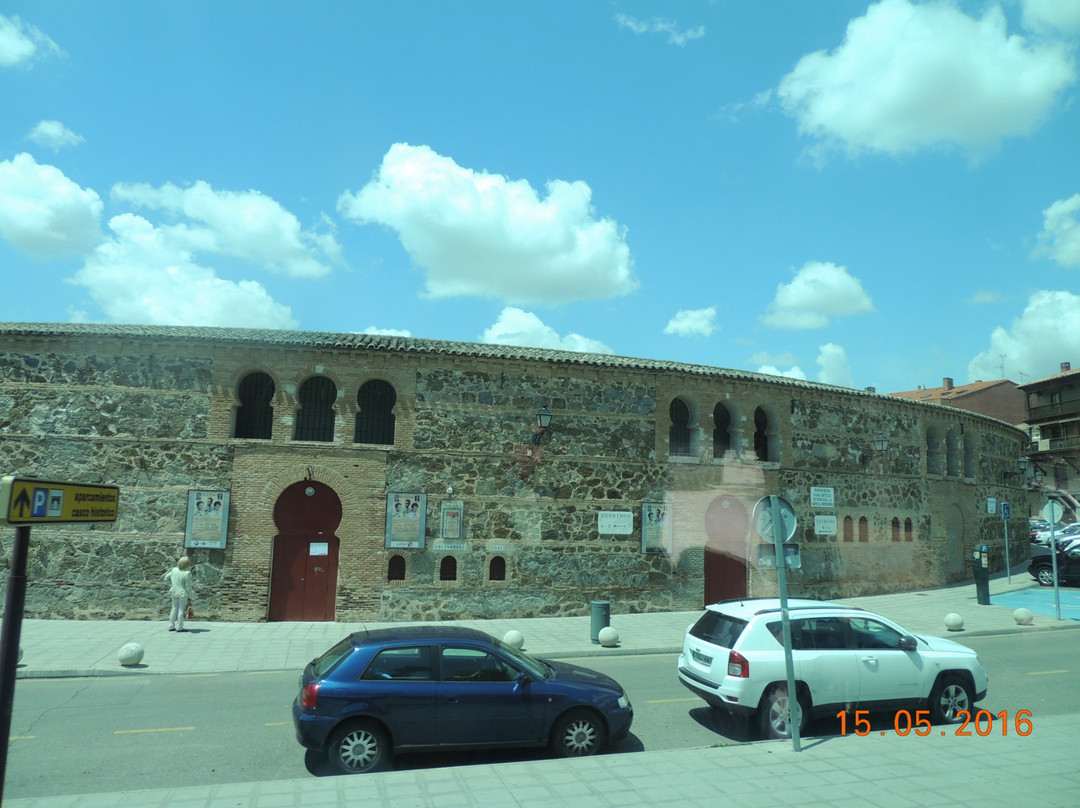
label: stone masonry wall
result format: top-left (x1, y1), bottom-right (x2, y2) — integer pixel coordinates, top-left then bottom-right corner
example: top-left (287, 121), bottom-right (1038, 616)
top-left (0, 326), bottom-right (1033, 623)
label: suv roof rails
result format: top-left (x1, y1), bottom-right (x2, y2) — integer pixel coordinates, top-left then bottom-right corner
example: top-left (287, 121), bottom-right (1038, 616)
top-left (752, 604), bottom-right (868, 616)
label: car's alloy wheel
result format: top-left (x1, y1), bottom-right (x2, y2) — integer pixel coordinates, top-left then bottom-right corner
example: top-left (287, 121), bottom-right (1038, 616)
top-left (1035, 565), bottom-right (1055, 587)
top-left (758, 685), bottom-right (808, 740)
top-left (551, 709), bottom-right (607, 757)
top-left (929, 675), bottom-right (973, 724)
top-left (328, 721), bottom-right (389, 774)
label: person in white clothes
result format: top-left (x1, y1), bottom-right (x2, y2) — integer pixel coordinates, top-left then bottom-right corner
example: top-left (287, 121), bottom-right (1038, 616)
top-left (163, 556), bottom-right (194, 632)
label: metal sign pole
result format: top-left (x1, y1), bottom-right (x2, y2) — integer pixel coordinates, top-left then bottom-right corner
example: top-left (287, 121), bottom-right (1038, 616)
top-left (0, 524), bottom-right (31, 800)
top-left (1002, 506), bottom-right (1011, 585)
top-left (770, 495), bottom-right (801, 752)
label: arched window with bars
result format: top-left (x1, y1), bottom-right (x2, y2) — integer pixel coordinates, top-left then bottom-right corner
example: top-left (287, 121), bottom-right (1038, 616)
top-left (355, 379), bottom-right (396, 445)
top-left (294, 376), bottom-right (337, 442)
top-left (234, 371), bottom-right (275, 439)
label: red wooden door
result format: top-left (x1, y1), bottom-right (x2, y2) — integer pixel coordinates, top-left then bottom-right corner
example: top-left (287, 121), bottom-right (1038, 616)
top-left (703, 496), bottom-right (749, 605)
top-left (268, 482), bottom-right (342, 621)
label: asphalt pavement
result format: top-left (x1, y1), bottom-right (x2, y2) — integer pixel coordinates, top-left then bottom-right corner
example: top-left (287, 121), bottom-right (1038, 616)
top-left (5, 567), bottom-right (1080, 807)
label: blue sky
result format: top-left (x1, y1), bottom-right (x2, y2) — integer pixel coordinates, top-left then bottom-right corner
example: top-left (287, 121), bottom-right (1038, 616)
top-left (1, 1), bottom-right (1078, 395)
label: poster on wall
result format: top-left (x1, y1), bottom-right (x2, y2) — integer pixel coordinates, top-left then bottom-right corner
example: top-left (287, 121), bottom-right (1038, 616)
top-left (440, 499), bottom-right (464, 540)
top-left (185, 490), bottom-right (230, 549)
top-left (641, 501), bottom-right (672, 554)
top-left (386, 492), bottom-right (427, 549)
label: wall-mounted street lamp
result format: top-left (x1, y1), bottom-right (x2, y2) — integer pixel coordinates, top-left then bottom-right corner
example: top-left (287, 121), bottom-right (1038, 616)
top-left (872, 434), bottom-right (890, 454)
top-left (533, 406), bottom-right (553, 446)
top-left (1002, 455), bottom-right (1029, 485)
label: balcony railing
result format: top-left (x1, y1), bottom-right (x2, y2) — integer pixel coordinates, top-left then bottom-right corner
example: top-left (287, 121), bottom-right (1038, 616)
top-left (1028, 398), bottom-right (1080, 421)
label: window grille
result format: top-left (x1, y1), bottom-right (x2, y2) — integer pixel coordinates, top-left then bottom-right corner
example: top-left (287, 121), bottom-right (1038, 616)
top-left (488, 556), bottom-right (506, 581)
top-left (234, 372), bottom-right (275, 439)
top-left (294, 376), bottom-right (336, 442)
top-left (713, 404), bottom-right (731, 458)
top-left (439, 556), bottom-right (457, 581)
top-left (669, 399), bottom-right (691, 455)
top-left (355, 380), bottom-right (396, 445)
top-left (387, 555), bottom-right (406, 581)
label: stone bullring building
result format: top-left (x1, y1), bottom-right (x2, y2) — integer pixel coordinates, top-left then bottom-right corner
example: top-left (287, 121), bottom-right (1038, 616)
top-left (0, 322), bottom-right (1033, 623)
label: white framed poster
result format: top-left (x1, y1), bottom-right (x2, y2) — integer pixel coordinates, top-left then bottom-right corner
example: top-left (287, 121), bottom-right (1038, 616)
top-left (440, 499), bottom-right (464, 540)
top-left (641, 501), bottom-right (672, 554)
top-left (185, 490), bottom-right (229, 549)
top-left (386, 492), bottom-right (427, 549)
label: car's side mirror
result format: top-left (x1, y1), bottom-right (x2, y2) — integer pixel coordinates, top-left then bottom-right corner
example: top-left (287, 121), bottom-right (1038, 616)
top-left (513, 671), bottom-right (531, 692)
top-left (898, 636), bottom-right (917, 652)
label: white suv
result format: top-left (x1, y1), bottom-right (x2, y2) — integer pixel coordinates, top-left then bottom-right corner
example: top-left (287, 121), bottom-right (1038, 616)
top-left (678, 598), bottom-right (988, 739)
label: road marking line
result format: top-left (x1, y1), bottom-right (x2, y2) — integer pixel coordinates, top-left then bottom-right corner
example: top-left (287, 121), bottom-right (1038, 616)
top-left (247, 670), bottom-right (289, 676)
top-left (645, 697), bottom-right (700, 704)
top-left (10, 735), bottom-right (36, 740)
top-left (264, 721), bottom-right (290, 727)
top-left (114, 727), bottom-right (195, 735)
top-left (1027, 670), bottom-right (1069, 675)
top-left (178, 674), bottom-right (219, 679)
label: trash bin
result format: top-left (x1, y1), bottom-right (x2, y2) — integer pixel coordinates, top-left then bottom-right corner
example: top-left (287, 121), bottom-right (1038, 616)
top-left (973, 544), bottom-right (990, 605)
top-left (590, 600), bottom-right (610, 644)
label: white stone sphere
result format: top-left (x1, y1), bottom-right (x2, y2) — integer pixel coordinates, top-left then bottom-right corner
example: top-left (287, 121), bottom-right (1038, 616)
top-left (944, 613), bottom-right (964, 632)
top-left (118, 642), bottom-right (144, 667)
top-left (502, 629), bottom-right (525, 650)
top-left (1013, 608), bottom-right (1034, 626)
top-left (598, 626), bottom-right (620, 647)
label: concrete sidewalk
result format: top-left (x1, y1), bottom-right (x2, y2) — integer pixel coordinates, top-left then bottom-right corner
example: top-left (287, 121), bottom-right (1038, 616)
top-left (5, 571), bottom-right (1080, 807)
top-left (12, 567), bottom-right (1077, 679)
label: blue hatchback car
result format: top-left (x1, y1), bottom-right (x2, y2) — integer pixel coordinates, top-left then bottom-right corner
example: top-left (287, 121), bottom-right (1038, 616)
top-left (292, 625), bottom-right (633, 774)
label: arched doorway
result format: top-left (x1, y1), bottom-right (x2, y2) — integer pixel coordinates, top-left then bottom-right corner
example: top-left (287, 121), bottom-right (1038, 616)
top-left (703, 495), bottom-right (749, 605)
top-left (268, 480), bottom-right (342, 621)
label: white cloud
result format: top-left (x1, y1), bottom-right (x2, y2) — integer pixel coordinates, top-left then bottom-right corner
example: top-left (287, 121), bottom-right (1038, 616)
top-left (70, 213), bottom-right (298, 329)
top-left (0, 153), bottom-right (102, 258)
top-left (969, 289), bottom-right (1005, 304)
top-left (0, 13), bottom-right (59, 67)
top-left (480, 307), bottom-right (614, 354)
top-left (27, 120), bottom-right (85, 151)
top-left (615, 14), bottom-right (705, 46)
top-left (338, 143), bottom-right (638, 305)
top-left (756, 364), bottom-right (808, 381)
top-left (664, 307), bottom-right (717, 338)
top-left (1021, 0), bottom-right (1080, 35)
top-left (361, 326), bottom-right (412, 337)
top-left (778, 0), bottom-right (1076, 157)
top-left (762, 261), bottom-right (875, 329)
top-left (816, 343), bottom-right (855, 387)
top-left (968, 290), bottom-right (1080, 382)
top-left (1035, 193), bottom-right (1080, 267)
top-left (112, 180), bottom-right (340, 278)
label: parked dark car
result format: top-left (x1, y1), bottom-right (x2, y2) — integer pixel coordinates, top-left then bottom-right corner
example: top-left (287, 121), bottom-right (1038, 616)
top-left (292, 625), bottom-right (633, 774)
top-left (1029, 539), bottom-right (1080, 586)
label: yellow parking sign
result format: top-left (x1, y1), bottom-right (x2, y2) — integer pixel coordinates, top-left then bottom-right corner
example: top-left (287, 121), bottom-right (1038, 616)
top-left (0, 476), bottom-right (119, 525)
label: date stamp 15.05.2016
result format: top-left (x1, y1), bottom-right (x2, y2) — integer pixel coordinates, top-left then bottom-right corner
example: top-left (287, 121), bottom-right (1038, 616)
top-left (837, 709), bottom-right (1032, 737)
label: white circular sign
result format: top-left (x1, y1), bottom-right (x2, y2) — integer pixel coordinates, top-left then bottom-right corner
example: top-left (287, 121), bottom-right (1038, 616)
top-left (753, 496), bottom-right (797, 541)
top-left (1042, 499), bottom-right (1064, 524)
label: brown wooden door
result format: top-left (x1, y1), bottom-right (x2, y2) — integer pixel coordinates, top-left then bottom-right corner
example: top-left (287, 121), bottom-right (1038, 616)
top-left (703, 496), bottom-right (748, 605)
top-left (268, 481), bottom-right (342, 621)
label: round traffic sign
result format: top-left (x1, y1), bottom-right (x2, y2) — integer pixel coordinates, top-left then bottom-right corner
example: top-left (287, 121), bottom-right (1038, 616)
top-left (753, 495), bottom-right (797, 542)
top-left (1042, 499), bottom-right (1064, 525)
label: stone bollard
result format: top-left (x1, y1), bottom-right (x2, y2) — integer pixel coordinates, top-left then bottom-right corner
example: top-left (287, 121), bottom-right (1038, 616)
top-left (118, 642), bottom-right (144, 667)
top-left (598, 626), bottom-right (619, 648)
top-left (502, 629), bottom-right (525, 650)
top-left (944, 613), bottom-right (964, 632)
top-left (1012, 608), bottom-right (1034, 626)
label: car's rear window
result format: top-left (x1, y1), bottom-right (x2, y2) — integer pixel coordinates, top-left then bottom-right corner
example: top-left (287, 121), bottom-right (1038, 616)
top-left (312, 637), bottom-right (355, 678)
top-left (689, 611), bottom-right (747, 648)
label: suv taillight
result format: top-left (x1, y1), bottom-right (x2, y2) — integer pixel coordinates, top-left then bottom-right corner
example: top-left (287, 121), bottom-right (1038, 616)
top-left (727, 650), bottom-right (749, 678)
top-left (301, 682), bottom-right (320, 708)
